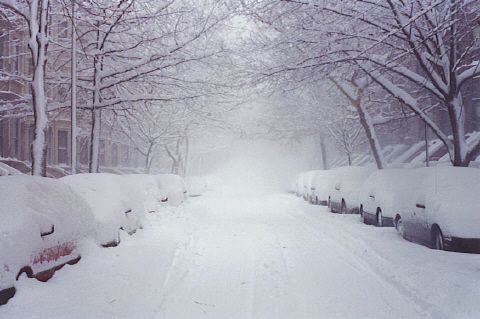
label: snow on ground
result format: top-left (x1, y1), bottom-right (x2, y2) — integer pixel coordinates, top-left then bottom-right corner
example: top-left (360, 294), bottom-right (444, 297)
top-left (2, 178), bottom-right (480, 319)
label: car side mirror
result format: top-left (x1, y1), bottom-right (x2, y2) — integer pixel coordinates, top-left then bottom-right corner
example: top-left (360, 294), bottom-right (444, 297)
top-left (41, 225), bottom-right (55, 237)
top-left (416, 203), bottom-right (426, 209)
top-left (369, 195), bottom-right (375, 199)
top-left (124, 209), bottom-right (132, 215)
top-left (161, 197), bottom-right (168, 203)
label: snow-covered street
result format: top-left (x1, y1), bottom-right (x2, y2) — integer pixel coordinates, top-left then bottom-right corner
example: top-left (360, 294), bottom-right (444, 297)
top-left (2, 185), bottom-right (480, 319)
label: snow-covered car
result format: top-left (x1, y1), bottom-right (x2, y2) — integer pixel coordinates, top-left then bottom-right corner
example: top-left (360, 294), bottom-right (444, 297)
top-left (328, 166), bottom-right (374, 214)
top-left (0, 176), bottom-right (94, 305)
top-left (61, 173), bottom-right (146, 247)
top-left (302, 170), bottom-right (319, 202)
top-left (395, 167), bottom-right (480, 253)
top-left (185, 176), bottom-right (208, 197)
top-left (123, 174), bottom-right (166, 213)
top-left (287, 176), bottom-right (298, 194)
top-left (359, 168), bottom-right (422, 227)
top-left (0, 162), bottom-right (23, 176)
top-left (309, 170), bottom-right (336, 205)
top-left (155, 174), bottom-right (187, 206)
top-left (293, 172), bottom-right (307, 197)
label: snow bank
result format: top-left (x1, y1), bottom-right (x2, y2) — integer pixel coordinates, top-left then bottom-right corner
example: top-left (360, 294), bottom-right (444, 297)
top-left (61, 174), bottom-right (146, 246)
top-left (0, 176), bottom-right (94, 291)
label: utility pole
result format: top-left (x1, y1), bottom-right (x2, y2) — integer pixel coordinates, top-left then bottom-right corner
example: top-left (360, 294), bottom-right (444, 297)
top-left (424, 122), bottom-right (429, 167)
top-left (71, 0), bottom-right (77, 174)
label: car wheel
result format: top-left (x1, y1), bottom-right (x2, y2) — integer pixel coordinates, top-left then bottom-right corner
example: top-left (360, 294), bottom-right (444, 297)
top-left (434, 227), bottom-right (445, 251)
top-left (395, 216), bottom-right (405, 237)
top-left (376, 209), bottom-right (383, 227)
top-left (16, 266), bottom-right (33, 280)
top-left (340, 200), bottom-right (347, 214)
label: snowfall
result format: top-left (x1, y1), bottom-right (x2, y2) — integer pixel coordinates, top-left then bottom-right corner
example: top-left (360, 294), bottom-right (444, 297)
top-left (1, 161), bottom-right (480, 319)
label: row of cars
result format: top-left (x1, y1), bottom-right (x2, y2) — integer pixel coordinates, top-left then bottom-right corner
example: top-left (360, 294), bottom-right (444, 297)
top-left (0, 173), bottom-right (187, 306)
top-left (291, 166), bottom-right (480, 254)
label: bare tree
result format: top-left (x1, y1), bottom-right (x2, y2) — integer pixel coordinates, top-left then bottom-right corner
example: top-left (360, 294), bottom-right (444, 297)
top-left (0, 0), bottom-right (50, 176)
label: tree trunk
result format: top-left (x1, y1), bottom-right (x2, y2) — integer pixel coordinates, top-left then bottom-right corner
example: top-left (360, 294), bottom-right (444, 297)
top-left (29, 0), bottom-right (50, 176)
top-left (319, 135), bottom-right (328, 170)
top-left (356, 100), bottom-right (384, 169)
top-left (447, 96), bottom-right (469, 167)
top-left (89, 107), bottom-right (101, 173)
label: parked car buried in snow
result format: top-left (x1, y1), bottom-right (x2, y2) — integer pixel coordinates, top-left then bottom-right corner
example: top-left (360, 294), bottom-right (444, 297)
top-left (294, 172), bottom-right (307, 197)
top-left (0, 176), bottom-right (94, 305)
top-left (359, 168), bottom-right (421, 227)
top-left (61, 173), bottom-right (146, 247)
top-left (301, 170), bottom-right (318, 202)
top-left (395, 167), bottom-right (480, 253)
top-left (309, 170), bottom-right (335, 206)
top-left (155, 174), bottom-right (187, 206)
top-left (328, 166), bottom-right (374, 214)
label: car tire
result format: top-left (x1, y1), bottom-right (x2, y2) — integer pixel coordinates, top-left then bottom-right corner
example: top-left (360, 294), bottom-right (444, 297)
top-left (360, 206), bottom-right (365, 223)
top-left (340, 200), bottom-right (347, 214)
top-left (434, 227), bottom-right (445, 251)
top-left (16, 266), bottom-right (33, 280)
top-left (376, 209), bottom-right (383, 227)
top-left (395, 216), bottom-right (405, 237)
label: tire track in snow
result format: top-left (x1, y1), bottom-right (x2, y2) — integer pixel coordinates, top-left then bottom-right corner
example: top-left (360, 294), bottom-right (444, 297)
top-left (149, 232), bottom-right (197, 319)
top-left (294, 205), bottom-right (448, 319)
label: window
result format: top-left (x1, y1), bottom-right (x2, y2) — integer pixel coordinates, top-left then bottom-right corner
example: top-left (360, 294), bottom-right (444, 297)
top-left (474, 26), bottom-right (480, 49)
top-left (121, 145), bottom-right (129, 166)
top-left (57, 130), bottom-right (68, 164)
top-left (47, 127), bottom-right (53, 165)
top-left (0, 42), bottom-right (4, 72)
top-left (79, 137), bottom-right (89, 165)
top-left (28, 124), bottom-right (34, 161)
top-left (475, 101), bottom-right (480, 118)
top-left (111, 143), bottom-right (118, 167)
top-left (26, 56), bottom-right (33, 75)
top-left (10, 41), bottom-right (20, 75)
top-left (99, 140), bottom-right (106, 166)
top-left (11, 119), bottom-right (20, 158)
top-left (59, 20), bottom-right (69, 39)
top-left (0, 120), bottom-right (3, 157)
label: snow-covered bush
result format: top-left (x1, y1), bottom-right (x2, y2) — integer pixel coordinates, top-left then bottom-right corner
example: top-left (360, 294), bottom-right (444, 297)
top-left (61, 173), bottom-right (146, 247)
top-left (0, 176), bottom-right (94, 305)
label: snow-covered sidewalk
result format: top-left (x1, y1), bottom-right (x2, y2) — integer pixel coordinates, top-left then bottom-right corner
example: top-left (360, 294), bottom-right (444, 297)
top-left (2, 190), bottom-right (480, 319)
